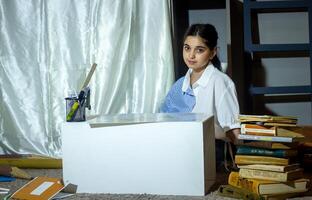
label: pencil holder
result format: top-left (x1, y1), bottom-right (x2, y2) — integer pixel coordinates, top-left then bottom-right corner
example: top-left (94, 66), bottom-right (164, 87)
top-left (65, 97), bottom-right (86, 122)
top-left (65, 88), bottom-right (91, 122)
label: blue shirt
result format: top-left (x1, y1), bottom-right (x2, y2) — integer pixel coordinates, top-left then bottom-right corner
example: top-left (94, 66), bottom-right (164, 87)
top-left (160, 64), bottom-right (240, 139)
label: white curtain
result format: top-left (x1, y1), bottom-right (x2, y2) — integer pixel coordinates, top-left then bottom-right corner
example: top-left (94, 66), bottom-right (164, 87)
top-left (0, 0), bottom-right (174, 157)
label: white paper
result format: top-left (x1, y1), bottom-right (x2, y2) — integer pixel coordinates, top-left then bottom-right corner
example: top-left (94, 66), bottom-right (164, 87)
top-left (30, 182), bottom-right (54, 196)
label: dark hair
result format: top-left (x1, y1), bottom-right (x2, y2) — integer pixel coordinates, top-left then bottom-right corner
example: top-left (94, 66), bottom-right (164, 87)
top-left (183, 24), bottom-right (221, 70)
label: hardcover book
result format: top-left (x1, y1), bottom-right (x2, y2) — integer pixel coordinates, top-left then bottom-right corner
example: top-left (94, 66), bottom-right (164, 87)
top-left (237, 163), bottom-right (300, 172)
top-left (235, 155), bottom-right (291, 166)
top-left (238, 115), bottom-right (297, 124)
top-left (238, 134), bottom-right (304, 143)
top-left (240, 141), bottom-right (299, 150)
top-left (228, 171), bottom-right (309, 195)
top-left (236, 146), bottom-right (298, 158)
top-left (0, 154), bottom-right (62, 169)
top-left (241, 124), bottom-right (275, 136)
top-left (10, 176), bottom-right (65, 200)
top-left (263, 122), bottom-right (297, 127)
top-left (241, 124), bottom-right (305, 138)
top-left (217, 184), bottom-right (263, 200)
top-left (239, 168), bottom-right (304, 182)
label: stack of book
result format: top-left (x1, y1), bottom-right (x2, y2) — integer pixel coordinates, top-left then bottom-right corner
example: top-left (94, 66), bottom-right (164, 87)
top-left (218, 115), bottom-right (310, 199)
top-left (239, 114), bottom-right (305, 143)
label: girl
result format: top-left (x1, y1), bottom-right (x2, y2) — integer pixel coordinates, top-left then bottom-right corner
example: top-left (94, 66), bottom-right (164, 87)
top-left (161, 24), bottom-right (240, 169)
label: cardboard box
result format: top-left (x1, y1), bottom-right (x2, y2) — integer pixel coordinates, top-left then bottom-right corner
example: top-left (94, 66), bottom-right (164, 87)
top-left (61, 113), bottom-right (215, 196)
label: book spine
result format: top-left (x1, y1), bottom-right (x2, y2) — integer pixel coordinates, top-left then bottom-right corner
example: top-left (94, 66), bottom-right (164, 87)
top-left (237, 164), bottom-right (290, 172)
top-left (228, 172), bottom-right (260, 194)
top-left (239, 169), bottom-right (300, 182)
top-left (241, 141), bottom-right (298, 149)
top-left (236, 146), bottom-right (294, 158)
top-left (239, 169), bottom-right (303, 182)
top-left (241, 124), bottom-right (276, 136)
top-left (235, 155), bottom-right (289, 166)
top-left (238, 134), bottom-right (293, 143)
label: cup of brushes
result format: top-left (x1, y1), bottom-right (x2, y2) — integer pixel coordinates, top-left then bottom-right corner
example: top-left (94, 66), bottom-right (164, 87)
top-left (65, 63), bottom-right (97, 122)
top-left (65, 87), bottom-right (91, 122)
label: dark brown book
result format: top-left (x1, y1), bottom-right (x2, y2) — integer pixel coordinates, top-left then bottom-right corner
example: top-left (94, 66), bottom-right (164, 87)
top-left (240, 141), bottom-right (299, 149)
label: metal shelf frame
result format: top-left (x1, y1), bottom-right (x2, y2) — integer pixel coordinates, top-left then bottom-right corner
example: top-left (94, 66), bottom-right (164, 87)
top-left (244, 0), bottom-right (312, 117)
top-left (244, 0), bottom-right (312, 95)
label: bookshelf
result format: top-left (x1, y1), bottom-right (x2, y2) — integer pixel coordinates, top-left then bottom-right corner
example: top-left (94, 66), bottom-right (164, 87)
top-left (243, 0), bottom-right (312, 121)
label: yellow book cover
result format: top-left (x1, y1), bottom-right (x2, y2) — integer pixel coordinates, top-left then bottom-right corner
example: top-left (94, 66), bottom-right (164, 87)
top-left (228, 171), bottom-right (309, 195)
top-left (229, 171), bottom-right (271, 194)
top-left (218, 184), bottom-right (263, 200)
top-left (238, 115), bottom-right (297, 124)
top-left (239, 168), bottom-right (304, 182)
top-left (10, 176), bottom-right (64, 200)
top-left (0, 154), bottom-right (62, 169)
top-left (235, 155), bottom-right (290, 166)
top-left (276, 127), bottom-right (305, 138)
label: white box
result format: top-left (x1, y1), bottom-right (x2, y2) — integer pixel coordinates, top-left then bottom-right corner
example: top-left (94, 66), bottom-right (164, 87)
top-left (61, 113), bottom-right (215, 196)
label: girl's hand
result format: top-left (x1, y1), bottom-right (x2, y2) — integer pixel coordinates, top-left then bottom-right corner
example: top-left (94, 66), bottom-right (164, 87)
top-left (226, 128), bottom-right (242, 145)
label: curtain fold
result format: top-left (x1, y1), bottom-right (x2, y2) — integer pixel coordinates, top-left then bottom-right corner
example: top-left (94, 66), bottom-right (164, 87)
top-left (0, 0), bottom-right (174, 157)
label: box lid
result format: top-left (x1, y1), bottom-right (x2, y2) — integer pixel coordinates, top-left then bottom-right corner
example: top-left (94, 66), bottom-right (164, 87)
top-left (88, 113), bottom-right (211, 128)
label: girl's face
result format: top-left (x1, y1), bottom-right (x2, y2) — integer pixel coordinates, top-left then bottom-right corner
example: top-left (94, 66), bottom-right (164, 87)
top-left (183, 36), bottom-right (216, 73)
